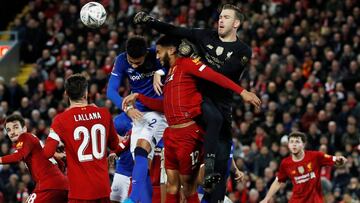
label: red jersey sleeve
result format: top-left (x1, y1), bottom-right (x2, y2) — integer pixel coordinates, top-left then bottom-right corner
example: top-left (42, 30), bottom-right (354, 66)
top-left (277, 159), bottom-right (288, 183)
top-left (137, 94), bottom-right (164, 112)
top-left (1, 136), bottom-right (33, 163)
top-left (182, 58), bottom-right (244, 94)
top-left (44, 118), bottom-right (62, 159)
top-left (316, 151), bottom-right (335, 167)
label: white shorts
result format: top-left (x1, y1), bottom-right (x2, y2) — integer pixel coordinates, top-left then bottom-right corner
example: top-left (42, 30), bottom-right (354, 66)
top-left (130, 111), bottom-right (167, 160)
top-left (110, 173), bottom-right (131, 202)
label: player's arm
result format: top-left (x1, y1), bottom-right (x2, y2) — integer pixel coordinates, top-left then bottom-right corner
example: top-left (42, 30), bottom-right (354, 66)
top-left (107, 112), bottom-right (130, 155)
top-left (185, 60), bottom-right (261, 108)
top-left (122, 93), bottom-right (164, 113)
top-left (0, 139), bottom-right (33, 164)
top-left (43, 129), bottom-right (61, 159)
top-left (317, 152), bottom-right (347, 167)
top-left (134, 12), bottom-right (200, 41)
top-left (260, 178), bottom-right (285, 203)
top-left (106, 57), bottom-right (125, 109)
top-left (261, 160), bottom-right (287, 203)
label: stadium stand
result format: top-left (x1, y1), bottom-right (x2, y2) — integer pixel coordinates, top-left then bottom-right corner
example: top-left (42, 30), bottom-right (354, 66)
top-left (0, 0), bottom-right (359, 202)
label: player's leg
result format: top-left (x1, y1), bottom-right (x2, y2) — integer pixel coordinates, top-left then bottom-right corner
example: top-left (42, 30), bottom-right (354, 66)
top-left (128, 112), bottom-right (167, 203)
top-left (166, 169), bottom-right (181, 203)
top-left (110, 173), bottom-right (131, 203)
top-left (160, 148), bottom-right (167, 203)
top-left (177, 124), bottom-right (204, 203)
top-left (203, 120), bottom-right (232, 203)
top-left (163, 127), bottom-right (181, 203)
top-left (199, 97), bottom-right (223, 188)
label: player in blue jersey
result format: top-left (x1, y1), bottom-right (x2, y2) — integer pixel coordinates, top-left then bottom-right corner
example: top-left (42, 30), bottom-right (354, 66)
top-left (106, 36), bottom-right (168, 203)
top-left (110, 113), bottom-right (133, 203)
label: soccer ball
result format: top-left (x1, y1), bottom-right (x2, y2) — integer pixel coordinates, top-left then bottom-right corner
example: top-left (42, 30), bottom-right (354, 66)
top-left (80, 2), bottom-right (107, 28)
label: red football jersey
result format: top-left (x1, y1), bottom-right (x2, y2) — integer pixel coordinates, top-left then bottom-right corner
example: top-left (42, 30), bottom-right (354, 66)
top-left (277, 151), bottom-right (335, 203)
top-left (138, 57), bottom-right (244, 125)
top-left (1, 133), bottom-right (68, 192)
top-left (47, 105), bottom-right (120, 200)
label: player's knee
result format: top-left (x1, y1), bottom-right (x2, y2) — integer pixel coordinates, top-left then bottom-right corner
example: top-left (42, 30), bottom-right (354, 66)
top-left (166, 181), bottom-right (180, 194)
top-left (136, 139), bottom-right (151, 153)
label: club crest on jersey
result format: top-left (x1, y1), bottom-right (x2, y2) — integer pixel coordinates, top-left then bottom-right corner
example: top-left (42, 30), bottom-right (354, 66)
top-left (16, 142), bottom-right (23, 149)
top-left (297, 166), bottom-right (305, 174)
top-left (240, 56), bottom-right (249, 65)
top-left (216, 46), bottom-right (224, 56)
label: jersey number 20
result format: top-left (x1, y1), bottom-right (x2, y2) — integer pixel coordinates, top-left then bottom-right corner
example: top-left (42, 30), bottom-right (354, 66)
top-left (74, 124), bottom-right (106, 162)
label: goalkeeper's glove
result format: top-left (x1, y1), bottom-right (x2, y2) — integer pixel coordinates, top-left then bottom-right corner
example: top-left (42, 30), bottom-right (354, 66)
top-left (133, 11), bottom-right (154, 24)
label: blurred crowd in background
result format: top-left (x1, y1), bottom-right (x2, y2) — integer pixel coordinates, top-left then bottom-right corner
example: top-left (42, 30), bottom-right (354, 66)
top-left (0, 0), bottom-right (360, 202)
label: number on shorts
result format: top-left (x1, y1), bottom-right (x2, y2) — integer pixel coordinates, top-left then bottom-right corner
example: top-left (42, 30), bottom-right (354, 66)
top-left (148, 119), bottom-right (157, 128)
top-left (190, 150), bottom-right (199, 166)
top-left (74, 124), bottom-right (106, 162)
top-left (26, 193), bottom-right (37, 203)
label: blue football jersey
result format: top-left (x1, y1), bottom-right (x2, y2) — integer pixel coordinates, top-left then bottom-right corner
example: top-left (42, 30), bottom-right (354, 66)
top-left (107, 48), bottom-right (164, 112)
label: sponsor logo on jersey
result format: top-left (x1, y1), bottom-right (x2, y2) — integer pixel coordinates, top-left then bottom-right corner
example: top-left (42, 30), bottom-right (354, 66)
top-left (129, 71), bottom-right (155, 81)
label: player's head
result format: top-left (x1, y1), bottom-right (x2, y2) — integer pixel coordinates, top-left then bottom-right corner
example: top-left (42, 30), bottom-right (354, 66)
top-left (126, 36), bottom-right (148, 68)
top-left (65, 74), bottom-right (88, 103)
top-left (5, 114), bottom-right (27, 142)
top-left (155, 35), bottom-right (181, 68)
top-left (218, 4), bottom-right (244, 37)
top-left (288, 131), bottom-right (307, 155)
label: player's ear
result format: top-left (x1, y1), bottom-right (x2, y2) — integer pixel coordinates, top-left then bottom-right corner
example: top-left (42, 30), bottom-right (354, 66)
top-left (234, 19), bottom-right (240, 29)
top-left (23, 126), bottom-right (27, 133)
top-left (169, 46), bottom-right (176, 56)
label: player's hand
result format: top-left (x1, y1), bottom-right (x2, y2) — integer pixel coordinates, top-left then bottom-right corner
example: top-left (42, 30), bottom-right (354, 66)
top-left (234, 168), bottom-right (245, 183)
top-left (122, 93), bottom-right (139, 110)
top-left (108, 153), bottom-right (117, 167)
top-left (54, 152), bottom-right (66, 160)
top-left (153, 73), bottom-right (163, 96)
top-left (240, 90), bottom-right (261, 111)
top-left (133, 12), bottom-right (153, 24)
top-left (335, 156), bottom-right (347, 166)
top-left (126, 108), bottom-right (144, 121)
top-left (260, 198), bottom-right (269, 203)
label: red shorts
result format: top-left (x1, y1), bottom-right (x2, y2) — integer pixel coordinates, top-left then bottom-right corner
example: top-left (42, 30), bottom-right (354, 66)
top-left (163, 123), bottom-right (204, 175)
top-left (68, 197), bottom-right (110, 203)
top-left (25, 190), bottom-right (68, 203)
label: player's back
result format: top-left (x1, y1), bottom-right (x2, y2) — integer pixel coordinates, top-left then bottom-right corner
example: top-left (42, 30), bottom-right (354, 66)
top-left (51, 105), bottom-right (116, 200)
top-left (19, 133), bottom-right (68, 192)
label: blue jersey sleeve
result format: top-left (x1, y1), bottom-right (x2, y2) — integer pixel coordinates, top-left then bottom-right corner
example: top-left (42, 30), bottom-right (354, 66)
top-left (107, 55), bottom-right (126, 109)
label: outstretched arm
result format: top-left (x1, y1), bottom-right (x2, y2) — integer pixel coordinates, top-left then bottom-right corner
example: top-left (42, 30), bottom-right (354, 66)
top-left (185, 60), bottom-right (261, 109)
top-left (260, 178), bottom-right (284, 203)
top-left (122, 93), bottom-right (164, 113)
top-left (134, 12), bottom-right (200, 41)
top-left (0, 141), bottom-right (33, 164)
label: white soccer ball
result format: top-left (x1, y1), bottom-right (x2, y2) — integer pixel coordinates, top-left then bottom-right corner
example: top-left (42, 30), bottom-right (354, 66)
top-left (80, 2), bottom-right (107, 28)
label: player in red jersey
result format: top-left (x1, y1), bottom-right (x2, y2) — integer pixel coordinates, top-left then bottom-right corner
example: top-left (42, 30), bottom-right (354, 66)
top-left (0, 114), bottom-right (68, 203)
top-left (43, 74), bottom-right (129, 203)
top-left (122, 35), bottom-right (261, 203)
top-left (260, 131), bottom-right (347, 203)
